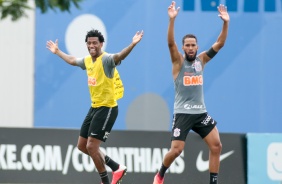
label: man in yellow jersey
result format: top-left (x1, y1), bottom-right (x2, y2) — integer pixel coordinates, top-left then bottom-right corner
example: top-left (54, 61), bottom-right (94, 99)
top-left (46, 29), bottom-right (144, 184)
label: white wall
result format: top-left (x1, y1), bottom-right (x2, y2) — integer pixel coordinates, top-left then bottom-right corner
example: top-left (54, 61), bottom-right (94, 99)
top-left (0, 0), bottom-right (34, 127)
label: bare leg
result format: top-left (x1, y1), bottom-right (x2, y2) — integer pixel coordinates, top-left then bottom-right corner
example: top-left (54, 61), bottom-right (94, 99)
top-left (154, 139), bottom-right (185, 183)
top-left (77, 136), bottom-right (106, 157)
top-left (86, 136), bottom-right (107, 172)
top-left (78, 136), bottom-right (119, 172)
top-left (77, 136), bottom-right (89, 155)
top-left (203, 127), bottom-right (222, 173)
top-left (163, 140), bottom-right (185, 167)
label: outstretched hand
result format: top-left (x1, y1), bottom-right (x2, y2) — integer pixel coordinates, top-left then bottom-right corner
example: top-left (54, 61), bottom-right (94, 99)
top-left (46, 39), bottom-right (59, 54)
top-left (132, 30), bottom-right (144, 45)
top-left (218, 4), bottom-right (230, 22)
top-left (168, 1), bottom-right (180, 19)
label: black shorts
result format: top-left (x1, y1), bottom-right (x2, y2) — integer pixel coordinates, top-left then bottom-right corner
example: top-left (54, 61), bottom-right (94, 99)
top-left (171, 112), bottom-right (217, 141)
top-left (80, 106), bottom-right (118, 142)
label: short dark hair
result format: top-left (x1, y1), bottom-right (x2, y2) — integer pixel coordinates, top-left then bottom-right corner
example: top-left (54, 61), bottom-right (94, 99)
top-left (182, 34), bottom-right (197, 45)
top-left (85, 29), bottom-right (105, 43)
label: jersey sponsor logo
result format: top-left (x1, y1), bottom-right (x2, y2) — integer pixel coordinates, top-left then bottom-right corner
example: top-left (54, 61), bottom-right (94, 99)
top-left (184, 104), bottom-right (203, 110)
top-left (183, 75), bottom-right (203, 86)
top-left (88, 76), bottom-right (96, 86)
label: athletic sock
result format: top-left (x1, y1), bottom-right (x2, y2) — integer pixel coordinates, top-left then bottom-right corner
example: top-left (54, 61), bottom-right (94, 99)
top-left (210, 172), bottom-right (218, 184)
top-left (105, 155), bottom-right (119, 171)
top-left (158, 163), bottom-right (169, 178)
top-left (99, 171), bottom-right (110, 184)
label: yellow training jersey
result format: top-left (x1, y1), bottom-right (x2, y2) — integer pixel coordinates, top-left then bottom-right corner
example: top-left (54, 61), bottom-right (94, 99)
top-left (84, 52), bottom-right (124, 108)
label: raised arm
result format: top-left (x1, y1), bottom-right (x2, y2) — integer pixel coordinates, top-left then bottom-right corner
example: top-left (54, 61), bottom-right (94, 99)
top-left (168, 1), bottom-right (182, 79)
top-left (200, 4), bottom-right (230, 64)
top-left (46, 39), bottom-right (77, 66)
top-left (113, 31), bottom-right (144, 65)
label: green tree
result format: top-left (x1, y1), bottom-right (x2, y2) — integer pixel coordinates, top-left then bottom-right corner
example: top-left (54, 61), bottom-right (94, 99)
top-left (0, 0), bottom-right (83, 21)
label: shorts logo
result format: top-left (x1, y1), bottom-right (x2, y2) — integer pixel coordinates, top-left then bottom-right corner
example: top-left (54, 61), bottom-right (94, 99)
top-left (103, 131), bottom-right (110, 140)
top-left (173, 128), bottom-right (181, 137)
top-left (201, 115), bottom-right (212, 125)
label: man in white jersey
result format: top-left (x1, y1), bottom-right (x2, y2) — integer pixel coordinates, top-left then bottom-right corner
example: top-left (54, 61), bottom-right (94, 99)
top-left (153, 1), bottom-right (229, 184)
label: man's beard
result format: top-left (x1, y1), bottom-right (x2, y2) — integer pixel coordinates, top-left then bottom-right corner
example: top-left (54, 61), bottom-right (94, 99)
top-left (185, 51), bottom-right (197, 62)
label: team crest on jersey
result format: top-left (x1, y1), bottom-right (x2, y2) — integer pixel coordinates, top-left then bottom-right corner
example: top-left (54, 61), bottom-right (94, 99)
top-left (194, 61), bottom-right (202, 72)
top-left (173, 128), bottom-right (181, 137)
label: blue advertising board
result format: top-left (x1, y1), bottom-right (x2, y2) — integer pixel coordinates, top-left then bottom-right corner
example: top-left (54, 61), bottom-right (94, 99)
top-left (35, 0), bottom-right (282, 133)
top-left (247, 133), bottom-right (282, 184)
